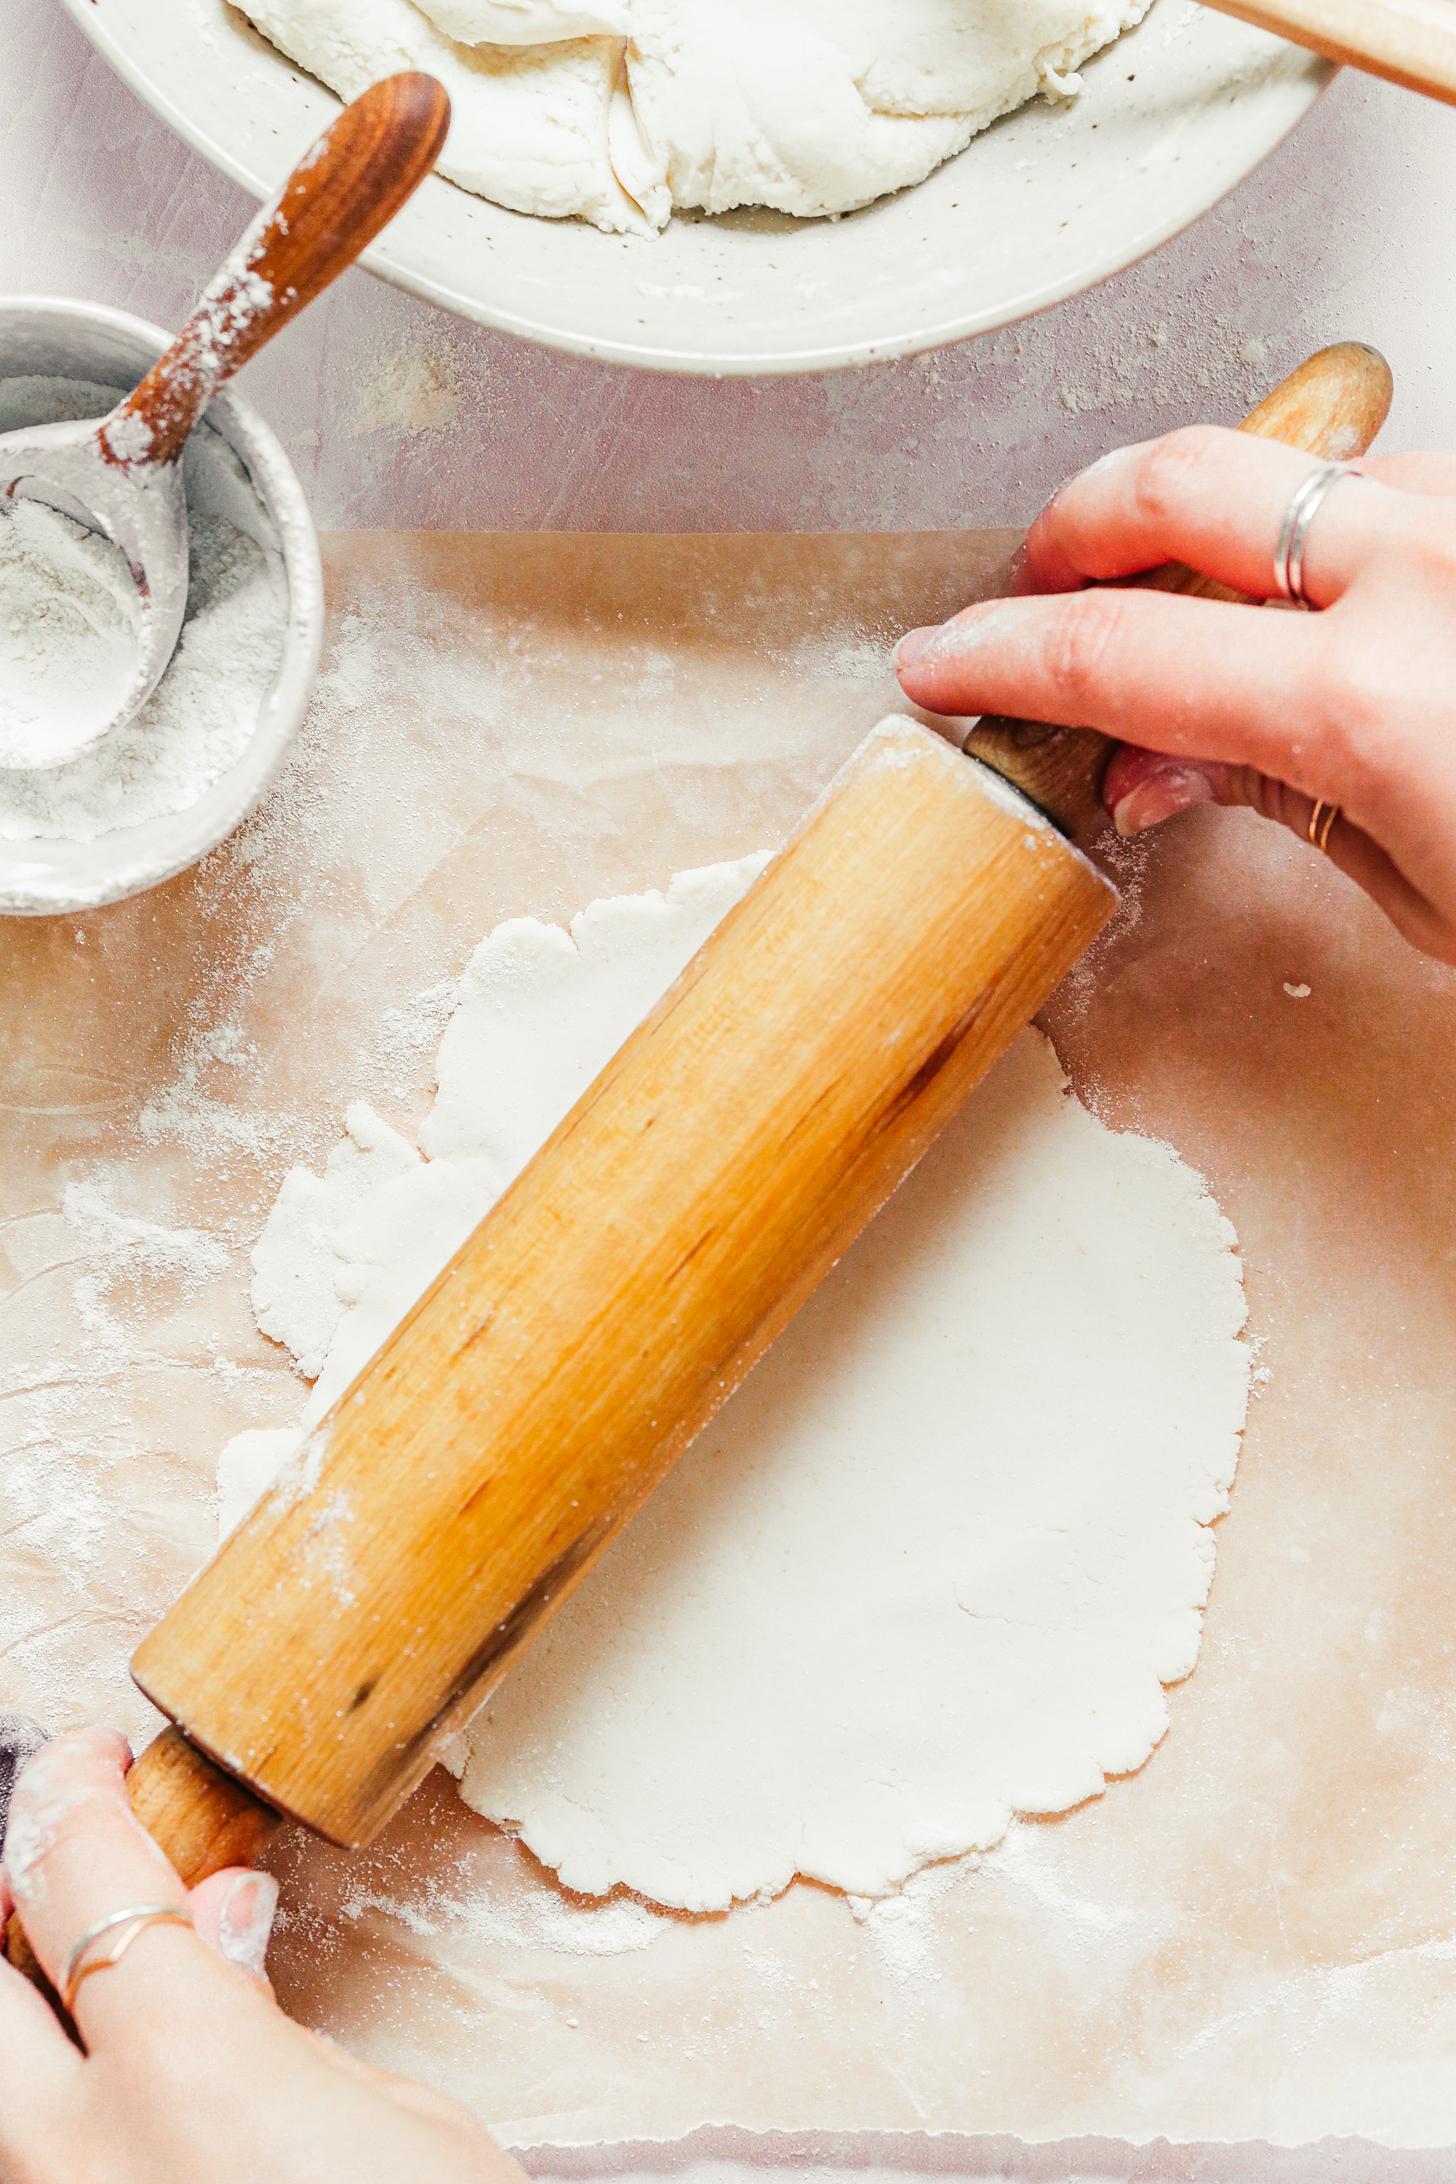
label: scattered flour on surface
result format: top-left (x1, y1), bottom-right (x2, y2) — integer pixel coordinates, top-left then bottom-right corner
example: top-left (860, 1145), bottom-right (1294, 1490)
top-left (59, 1176), bottom-right (233, 1363)
top-left (847, 1858), bottom-right (967, 1992)
top-left (341, 1870), bottom-right (666, 1956)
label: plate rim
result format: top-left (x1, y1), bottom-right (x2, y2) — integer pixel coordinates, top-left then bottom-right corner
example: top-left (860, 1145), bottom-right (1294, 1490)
top-left (55, 0), bottom-right (1334, 377)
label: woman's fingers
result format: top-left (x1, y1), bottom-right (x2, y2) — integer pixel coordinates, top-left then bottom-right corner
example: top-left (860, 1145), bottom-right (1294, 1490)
top-left (897, 589), bottom-right (1346, 797)
top-left (1012, 427), bottom-right (1407, 606)
top-left (1356, 451), bottom-right (1456, 497)
top-left (896, 587), bottom-right (1448, 955)
top-left (3, 1728), bottom-right (220, 2050)
top-left (1102, 743), bottom-right (1442, 955)
top-left (0, 1858), bottom-right (79, 2060)
top-left (0, 1854), bottom-right (85, 2170)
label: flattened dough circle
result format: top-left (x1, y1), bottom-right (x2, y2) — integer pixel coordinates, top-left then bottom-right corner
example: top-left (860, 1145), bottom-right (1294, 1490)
top-left (221, 854), bottom-right (1249, 1912)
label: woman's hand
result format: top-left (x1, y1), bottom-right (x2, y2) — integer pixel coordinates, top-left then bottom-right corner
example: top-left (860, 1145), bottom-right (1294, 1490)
top-left (895, 430), bottom-right (1456, 964)
top-left (0, 1729), bottom-right (521, 2184)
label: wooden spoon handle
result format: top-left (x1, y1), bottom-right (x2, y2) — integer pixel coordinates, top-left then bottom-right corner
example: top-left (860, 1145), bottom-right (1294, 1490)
top-left (1203, 0), bottom-right (1456, 101)
top-left (965, 341), bottom-right (1394, 838)
top-left (101, 73), bottom-right (451, 472)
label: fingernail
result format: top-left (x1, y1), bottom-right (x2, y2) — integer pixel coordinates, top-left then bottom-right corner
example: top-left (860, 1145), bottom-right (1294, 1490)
top-left (895, 626), bottom-right (935, 673)
top-left (1111, 763), bottom-right (1217, 837)
top-left (218, 1871), bottom-right (279, 1977)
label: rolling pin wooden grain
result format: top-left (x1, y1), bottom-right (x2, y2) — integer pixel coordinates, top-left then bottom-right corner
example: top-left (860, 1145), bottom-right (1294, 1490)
top-left (1205, 0), bottom-right (1456, 104)
top-left (4, 344), bottom-right (1393, 1984)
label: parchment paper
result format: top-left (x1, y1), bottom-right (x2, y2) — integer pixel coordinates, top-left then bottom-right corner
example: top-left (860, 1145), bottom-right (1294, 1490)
top-left (3, 536), bottom-right (1455, 2153)
top-left (526, 2131), bottom-right (1456, 2184)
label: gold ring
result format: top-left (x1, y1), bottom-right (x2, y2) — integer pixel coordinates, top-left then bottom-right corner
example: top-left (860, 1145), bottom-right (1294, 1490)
top-left (62, 1904), bottom-right (193, 2017)
top-left (1307, 799), bottom-right (1340, 854)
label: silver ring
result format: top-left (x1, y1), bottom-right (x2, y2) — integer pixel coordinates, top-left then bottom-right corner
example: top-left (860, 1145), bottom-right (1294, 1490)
top-left (1274, 462), bottom-right (1356, 607)
top-left (62, 1902), bottom-right (193, 2016)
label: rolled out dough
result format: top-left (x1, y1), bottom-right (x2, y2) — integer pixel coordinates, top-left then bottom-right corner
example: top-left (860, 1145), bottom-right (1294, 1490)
top-left (238, 1), bottom-right (1153, 232)
top-left (221, 847), bottom-right (1250, 1914)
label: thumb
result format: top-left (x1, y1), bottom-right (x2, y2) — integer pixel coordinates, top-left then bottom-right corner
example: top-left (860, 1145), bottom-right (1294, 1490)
top-left (188, 1867), bottom-right (279, 1986)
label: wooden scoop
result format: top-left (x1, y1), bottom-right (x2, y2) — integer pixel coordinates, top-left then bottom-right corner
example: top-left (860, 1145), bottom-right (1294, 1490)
top-left (1203, 0), bottom-right (1456, 101)
top-left (4, 344), bottom-right (1393, 1985)
top-left (0, 73), bottom-right (449, 772)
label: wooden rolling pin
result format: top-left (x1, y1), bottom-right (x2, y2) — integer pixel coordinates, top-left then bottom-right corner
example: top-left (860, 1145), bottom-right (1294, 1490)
top-left (1207, 0), bottom-right (1456, 103)
top-left (5, 345), bottom-right (1393, 1982)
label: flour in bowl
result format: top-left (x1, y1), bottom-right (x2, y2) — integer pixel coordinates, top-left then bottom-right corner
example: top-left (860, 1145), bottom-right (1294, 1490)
top-left (0, 503), bottom-right (143, 772)
top-left (239, 0), bottom-right (1154, 233)
top-left (0, 378), bottom-right (288, 843)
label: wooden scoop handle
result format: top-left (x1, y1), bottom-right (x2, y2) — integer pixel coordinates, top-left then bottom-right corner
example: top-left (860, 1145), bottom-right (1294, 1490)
top-left (1204, 0), bottom-right (1456, 102)
top-left (100, 73), bottom-right (451, 472)
top-left (966, 341), bottom-right (1394, 838)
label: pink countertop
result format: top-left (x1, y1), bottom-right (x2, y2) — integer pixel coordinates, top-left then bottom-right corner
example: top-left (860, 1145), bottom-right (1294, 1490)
top-left (6, 0), bottom-right (1456, 533)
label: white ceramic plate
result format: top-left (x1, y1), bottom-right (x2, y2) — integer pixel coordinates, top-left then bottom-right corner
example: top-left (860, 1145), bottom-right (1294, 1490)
top-left (58, 0), bottom-right (1328, 376)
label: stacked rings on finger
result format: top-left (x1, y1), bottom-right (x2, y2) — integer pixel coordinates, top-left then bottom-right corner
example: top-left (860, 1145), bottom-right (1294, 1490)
top-left (62, 1904), bottom-right (193, 2017)
top-left (1274, 464), bottom-right (1357, 854)
top-left (1274, 461), bottom-right (1359, 607)
top-left (1308, 799), bottom-right (1340, 855)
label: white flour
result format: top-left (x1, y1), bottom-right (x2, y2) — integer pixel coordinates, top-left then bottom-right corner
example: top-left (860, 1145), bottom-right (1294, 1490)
top-left (0, 502), bottom-right (141, 769)
top-left (0, 376), bottom-right (288, 843)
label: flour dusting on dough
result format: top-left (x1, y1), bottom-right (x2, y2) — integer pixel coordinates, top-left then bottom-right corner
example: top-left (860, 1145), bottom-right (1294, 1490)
top-left (220, 845), bottom-right (1249, 1915)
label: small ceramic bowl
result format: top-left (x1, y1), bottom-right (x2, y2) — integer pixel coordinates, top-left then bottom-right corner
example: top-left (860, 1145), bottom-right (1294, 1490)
top-left (0, 297), bottom-right (323, 915)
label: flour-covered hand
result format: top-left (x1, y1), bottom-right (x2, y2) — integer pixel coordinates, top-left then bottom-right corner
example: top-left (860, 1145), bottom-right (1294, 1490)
top-left (0, 1729), bottom-right (518, 2184)
top-left (896, 432), bottom-right (1456, 964)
